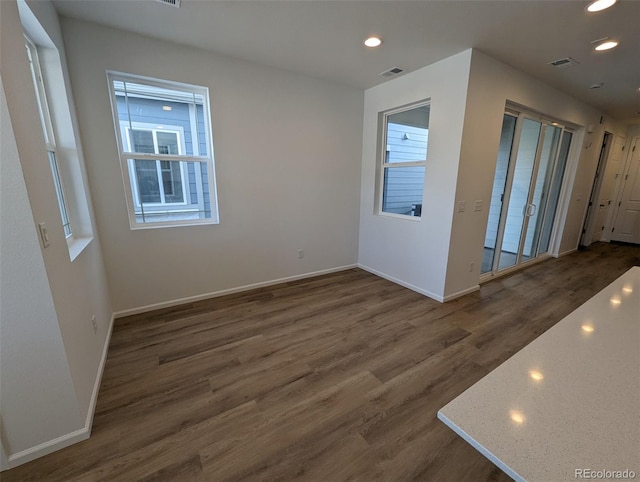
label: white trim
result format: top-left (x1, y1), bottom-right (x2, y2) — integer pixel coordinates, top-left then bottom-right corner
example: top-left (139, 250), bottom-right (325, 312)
top-left (106, 71), bottom-right (218, 228)
top-left (377, 211), bottom-right (422, 222)
top-left (84, 313), bottom-right (115, 435)
top-left (25, 36), bottom-right (73, 240)
top-left (443, 284), bottom-right (480, 302)
top-left (1, 432), bottom-right (8, 471)
top-left (555, 247), bottom-right (578, 258)
top-left (357, 263), bottom-right (444, 302)
top-left (4, 313), bottom-right (115, 470)
top-left (6, 428), bottom-right (89, 470)
top-left (377, 100), bottom-right (430, 217)
top-left (123, 123), bottom-right (189, 208)
top-left (549, 129), bottom-right (585, 255)
top-left (67, 235), bottom-right (93, 262)
top-left (114, 265), bottom-right (357, 318)
top-left (480, 254), bottom-right (552, 284)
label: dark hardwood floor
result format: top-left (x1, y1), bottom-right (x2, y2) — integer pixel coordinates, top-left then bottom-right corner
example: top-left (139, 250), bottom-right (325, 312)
top-left (4, 242), bottom-right (639, 481)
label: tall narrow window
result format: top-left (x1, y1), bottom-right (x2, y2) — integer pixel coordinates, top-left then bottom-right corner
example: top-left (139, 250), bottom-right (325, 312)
top-left (379, 102), bottom-right (430, 217)
top-left (107, 72), bottom-right (218, 228)
top-left (25, 36), bottom-right (72, 238)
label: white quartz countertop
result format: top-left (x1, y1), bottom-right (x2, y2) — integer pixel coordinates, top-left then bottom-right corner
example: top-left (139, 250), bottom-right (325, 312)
top-left (438, 266), bottom-right (640, 482)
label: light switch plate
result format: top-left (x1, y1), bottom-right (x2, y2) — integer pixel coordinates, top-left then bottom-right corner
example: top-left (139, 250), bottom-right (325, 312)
top-left (38, 222), bottom-right (50, 248)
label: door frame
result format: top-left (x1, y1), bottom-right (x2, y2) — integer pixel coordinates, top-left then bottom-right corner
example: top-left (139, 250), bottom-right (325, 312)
top-left (580, 131), bottom-right (613, 247)
top-left (609, 136), bottom-right (640, 243)
top-left (481, 107), bottom-right (576, 282)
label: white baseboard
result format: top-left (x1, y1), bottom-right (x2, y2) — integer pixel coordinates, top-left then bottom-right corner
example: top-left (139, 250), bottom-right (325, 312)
top-left (84, 313), bottom-right (115, 432)
top-left (358, 263), bottom-right (445, 302)
top-left (1, 438), bottom-right (8, 471)
top-left (6, 427), bottom-right (88, 469)
top-left (443, 284), bottom-right (480, 302)
top-left (556, 248), bottom-right (577, 258)
top-left (114, 265), bottom-right (358, 318)
top-left (4, 313), bottom-right (115, 470)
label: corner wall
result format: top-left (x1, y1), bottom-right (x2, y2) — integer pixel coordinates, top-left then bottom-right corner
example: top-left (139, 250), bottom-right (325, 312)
top-left (444, 49), bottom-right (622, 298)
top-left (358, 48), bottom-right (628, 303)
top-left (1, 73), bottom-right (83, 471)
top-left (358, 50), bottom-right (473, 300)
top-left (1, 0), bottom-right (113, 468)
top-left (60, 18), bottom-right (364, 313)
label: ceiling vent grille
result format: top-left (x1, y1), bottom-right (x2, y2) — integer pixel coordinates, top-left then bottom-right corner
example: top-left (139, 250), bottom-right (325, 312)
top-left (155, 0), bottom-right (181, 7)
top-left (379, 67), bottom-right (405, 77)
top-left (548, 57), bottom-right (580, 69)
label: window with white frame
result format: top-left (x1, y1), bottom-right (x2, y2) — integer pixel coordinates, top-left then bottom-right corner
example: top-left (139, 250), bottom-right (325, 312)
top-left (379, 101), bottom-right (430, 218)
top-left (123, 125), bottom-right (187, 205)
top-left (25, 36), bottom-right (72, 238)
top-left (107, 72), bottom-right (218, 228)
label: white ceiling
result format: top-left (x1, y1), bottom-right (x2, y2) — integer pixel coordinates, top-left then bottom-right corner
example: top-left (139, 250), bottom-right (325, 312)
top-left (52, 0), bottom-right (640, 125)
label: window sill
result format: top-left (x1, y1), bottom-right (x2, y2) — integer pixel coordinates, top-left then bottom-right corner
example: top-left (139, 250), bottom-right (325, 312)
top-left (129, 219), bottom-right (219, 230)
top-left (67, 235), bottom-right (93, 262)
top-left (377, 212), bottom-right (422, 222)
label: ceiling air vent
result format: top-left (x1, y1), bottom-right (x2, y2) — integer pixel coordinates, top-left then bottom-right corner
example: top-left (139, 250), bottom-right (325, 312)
top-left (155, 0), bottom-right (181, 7)
top-left (548, 57), bottom-right (580, 69)
top-left (379, 67), bottom-right (405, 78)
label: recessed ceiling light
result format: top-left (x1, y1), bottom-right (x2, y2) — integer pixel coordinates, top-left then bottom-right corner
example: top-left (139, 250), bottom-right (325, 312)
top-left (594, 40), bottom-right (619, 51)
top-left (364, 36), bottom-right (383, 48)
top-left (586, 0), bottom-right (617, 12)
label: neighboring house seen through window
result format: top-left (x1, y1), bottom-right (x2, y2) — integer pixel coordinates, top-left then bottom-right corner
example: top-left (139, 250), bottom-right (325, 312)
top-left (107, 72), bottom-right (219, 228)
top-left (125, 127), bottom-right (186, 205)
top-left (379, 101), bottom-right (430, 218)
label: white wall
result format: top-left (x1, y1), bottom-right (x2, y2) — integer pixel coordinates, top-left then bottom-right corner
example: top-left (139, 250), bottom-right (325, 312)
top-left (22, 0), bottom-right (95, 244)
top-left (0, 73), bottom-right (83, 466)
top-left (1, 0), bottom-right (112, 467)
top-left (443, 49), bottom-right (626, 298)
top-left (359, 48), bottom-right (628, 302)
top-left (60, 18), bottom-right (364, 313)
top-left (358, 50), bottom-right (472, 300)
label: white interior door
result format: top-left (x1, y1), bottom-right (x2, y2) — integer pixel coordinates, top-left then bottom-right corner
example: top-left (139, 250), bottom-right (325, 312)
top-left (601, 135), bottom-right (627, 241)
top-left (581, 132), bottom-right (612, 246)
top-left (611, 137), bottom-right (640, 244)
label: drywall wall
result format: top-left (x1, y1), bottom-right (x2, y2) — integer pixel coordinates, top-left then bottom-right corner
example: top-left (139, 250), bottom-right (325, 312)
top-left (443, 49), bottom-right (623, 298)
top-left (358, 47), bottom-right (627, 302)
top-left (1, 0), bottom-right (112, 466)
top-left (60, 18), bottom-right (364, 313)
top-left (358, 50), bottom-right (472, 300)
top-left (0, 74), bottom-right (83, 465)
top-left (22, 0), bottom-right (95, 242)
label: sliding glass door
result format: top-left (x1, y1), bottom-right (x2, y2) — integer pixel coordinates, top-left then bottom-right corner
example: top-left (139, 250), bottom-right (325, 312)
top-left (482, 112), bottom-right (573, 276)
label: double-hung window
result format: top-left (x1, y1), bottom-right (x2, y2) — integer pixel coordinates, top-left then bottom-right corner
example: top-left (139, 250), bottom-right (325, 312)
top-left (125, 126), bottom-right (186, 205)
top-left (107, 72), bottom-right (219, 228)
top-left (379, 101), bottom-right (430, 218)
top-left (25, 36), bottom-right (72, 238)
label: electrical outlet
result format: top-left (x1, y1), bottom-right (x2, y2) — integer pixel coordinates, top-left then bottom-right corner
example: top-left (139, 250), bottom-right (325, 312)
top-left (473, 200), bottom-right (483, 212)
top-left (91, 315), bottom-right (98, 334)
top-left (457, 201), bottom-right (465, 213)
top-left (297, 249), bottom-right (304, 259)
top-left (469, 262), bottom-right (474, 272)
